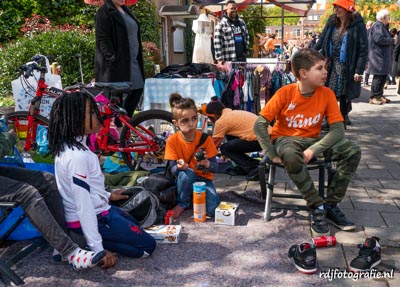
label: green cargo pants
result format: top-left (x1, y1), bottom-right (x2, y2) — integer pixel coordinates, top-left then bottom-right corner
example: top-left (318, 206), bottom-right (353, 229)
top-left (274, 136), bottom-right (361, 207)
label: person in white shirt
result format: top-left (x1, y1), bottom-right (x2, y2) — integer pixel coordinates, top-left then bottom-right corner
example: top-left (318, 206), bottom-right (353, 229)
top-left (48, 92), bottom-right (156, 269)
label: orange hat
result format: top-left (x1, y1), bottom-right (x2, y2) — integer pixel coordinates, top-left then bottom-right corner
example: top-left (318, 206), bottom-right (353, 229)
top-left (333, 0), bottom-right (355, 12)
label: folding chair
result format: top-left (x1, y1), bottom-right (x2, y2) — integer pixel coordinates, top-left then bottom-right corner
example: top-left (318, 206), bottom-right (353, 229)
top-left (258, 155), bottom-right (332, 221)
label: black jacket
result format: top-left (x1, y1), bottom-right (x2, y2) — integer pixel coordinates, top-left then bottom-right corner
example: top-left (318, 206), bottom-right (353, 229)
top-left (94, 0), bottom-right (144, 82)
top-left (314, 13), bottom-right (368, 100)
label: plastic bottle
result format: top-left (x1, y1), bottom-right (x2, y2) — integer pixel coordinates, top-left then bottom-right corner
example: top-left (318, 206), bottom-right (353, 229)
top-left (193, 182), bottom-right (206, 222)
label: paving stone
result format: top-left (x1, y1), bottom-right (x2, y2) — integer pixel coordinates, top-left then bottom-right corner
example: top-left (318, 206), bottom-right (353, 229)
top-left (381, 212), bottom-right (400, 227)
top-left (379, 179), bottom-right (400, 190)
top-left (335, 230), bottom-right (367, 246)
top-left (366, 162), bottom-right (400, 170)
top-left (364, 227), bottom-right (400, 247)
top-left (340, 209), bottom-right (386, 227)
top-left (366, 188), bottom-right (400, 200)
top-left (352, 179), bottom-right (383, 189)
top-left (355, 169), bottom-right (394, 180)
top-left (345, 187), bottom-right (370, 198)
top-left (317, 244), bottom-right (346, 269)
top-left (350, 197), bottom-right (399, 213)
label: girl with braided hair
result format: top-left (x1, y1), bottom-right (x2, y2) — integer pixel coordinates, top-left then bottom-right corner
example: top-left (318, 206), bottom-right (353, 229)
top-left (48, 92), bottom-right (156, 269)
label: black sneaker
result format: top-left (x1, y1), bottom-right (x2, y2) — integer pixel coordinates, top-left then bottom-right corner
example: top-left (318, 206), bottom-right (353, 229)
top-left (349, 237), bottom-right (381, 272)
top-left (326, 205), bottom-right (356, 231)
top-left (288, 242), bottom-right (317, 274)
top-left (310, 208), bottom-right (330, 237)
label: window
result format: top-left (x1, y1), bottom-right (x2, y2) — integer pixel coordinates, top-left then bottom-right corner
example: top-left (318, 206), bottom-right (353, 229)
top-left (173, 21), bottom-right (186, 53)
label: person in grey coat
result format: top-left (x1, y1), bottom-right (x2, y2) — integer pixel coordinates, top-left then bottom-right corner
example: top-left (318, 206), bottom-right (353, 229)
top-left (368, 9), bottom-right (394, 105)
top-left (314, 0), bottom-right (368, 126)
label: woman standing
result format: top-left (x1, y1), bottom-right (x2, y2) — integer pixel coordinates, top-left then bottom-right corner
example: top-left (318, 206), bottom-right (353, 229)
top-left (95, 0), bottom-right (144, 118)
top-left (314, 0), bottom-right (368, 126)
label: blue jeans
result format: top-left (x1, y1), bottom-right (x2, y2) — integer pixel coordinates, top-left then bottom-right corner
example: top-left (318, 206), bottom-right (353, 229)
top-left (71, 206), bottom-right (156, 258)
top-left (176, 169), bottom-right (220, 216)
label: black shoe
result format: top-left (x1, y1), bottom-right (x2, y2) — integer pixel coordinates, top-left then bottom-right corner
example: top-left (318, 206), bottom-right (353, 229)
top-left (349, 237), bottom-right (381, 272)
top-left (288, 242), bottom-right (317, 274)
top-left (246, 167), bottom-right (259, 181)
top-left (310, 208), bottom-right (330, 236)
top-left (326, 205), bottom-right (356, 231)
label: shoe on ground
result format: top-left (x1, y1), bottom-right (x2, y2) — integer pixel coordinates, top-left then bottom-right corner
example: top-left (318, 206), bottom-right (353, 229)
top-left (288, 242), bottom-right (317, 274)
top-left (246, 167), bottom-right (259, 181)
top-left (68, 248), bottom-right (107, 270)
top-left (326, 205), bottom-right (356, 231)
top-left (310, 208), bottom-right (330, 237)
top-left (369, 97), bottom-right (384, 105)
top-left (349, 237), bottom-right (381, 272)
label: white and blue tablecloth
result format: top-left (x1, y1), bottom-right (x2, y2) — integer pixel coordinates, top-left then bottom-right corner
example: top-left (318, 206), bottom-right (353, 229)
top-left (142, 78), bottom-right (216, 111)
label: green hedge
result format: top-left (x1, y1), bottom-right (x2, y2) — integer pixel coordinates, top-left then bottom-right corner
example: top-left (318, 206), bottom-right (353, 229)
top-left (0, 30), bottom-right (95, 98)
top-left (0, 31), bottom-right (161, 99)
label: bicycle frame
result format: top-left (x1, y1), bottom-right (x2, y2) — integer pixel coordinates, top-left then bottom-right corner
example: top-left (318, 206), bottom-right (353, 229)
top-left (95, 101), bottom-right (159, 155)
top-left (23, 65), bottom-right (64, 151)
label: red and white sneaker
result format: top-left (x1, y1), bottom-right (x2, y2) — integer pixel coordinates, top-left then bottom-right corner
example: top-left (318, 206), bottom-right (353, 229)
top-left (68, 248), bottom-right (106, 270)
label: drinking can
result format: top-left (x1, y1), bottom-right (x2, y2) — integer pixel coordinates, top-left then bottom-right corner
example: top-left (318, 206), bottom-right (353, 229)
top-left (312, 235), bottom-right (336, 247)
top-left (193, 182), bottom-right (206, 222)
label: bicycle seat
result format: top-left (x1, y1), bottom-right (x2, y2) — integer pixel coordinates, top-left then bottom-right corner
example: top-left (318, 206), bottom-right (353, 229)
top-left (95, 82), bottom-right (134, 94)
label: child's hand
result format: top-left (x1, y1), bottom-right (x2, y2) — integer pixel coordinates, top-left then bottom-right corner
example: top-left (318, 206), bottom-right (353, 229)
top-left (177, 159), bottom-right (188, 170)
top-left (303, 149), bottom-right (314, 164)
top-left (109, 189), bottom-right (129, 201)
top-left (99, 251), bottom-right (117, 269)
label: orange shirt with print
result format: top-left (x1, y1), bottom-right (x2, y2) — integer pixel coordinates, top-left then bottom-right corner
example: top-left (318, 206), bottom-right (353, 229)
top-left (259, 83), bottom-right (344, 141)
top-left (164, 130), bottom-right (218, 181)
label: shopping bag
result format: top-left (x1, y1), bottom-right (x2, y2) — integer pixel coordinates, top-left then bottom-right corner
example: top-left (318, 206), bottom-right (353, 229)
top-left (11, 56), bottom-right (62, 118)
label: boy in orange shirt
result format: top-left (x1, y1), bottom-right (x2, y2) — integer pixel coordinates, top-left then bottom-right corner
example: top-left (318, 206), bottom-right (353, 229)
top-left (164, 93), bottom-right (220, 219)
top-left (254, 49), bottom-right (361, 237)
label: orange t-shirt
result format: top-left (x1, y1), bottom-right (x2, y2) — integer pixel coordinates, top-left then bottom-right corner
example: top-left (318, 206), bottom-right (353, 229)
top-left (264, 38), bottom-right (275, 52)
top-left (164, 130), bottom-right (218, 180)
top-left (259, 83), bottom-right (344, 141)
top-left (213, 108), bottom-right (258, 141)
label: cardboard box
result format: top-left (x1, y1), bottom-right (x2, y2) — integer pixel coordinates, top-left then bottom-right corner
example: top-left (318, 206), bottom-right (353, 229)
top-left (145, 225), bottom-right (182, 244)
top-left (215, 202), bottom-right (239, 226)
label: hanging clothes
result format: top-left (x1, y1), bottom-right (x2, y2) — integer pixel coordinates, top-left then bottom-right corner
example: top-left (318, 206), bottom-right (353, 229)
top-left (192, 14), bottom-right (214, 64)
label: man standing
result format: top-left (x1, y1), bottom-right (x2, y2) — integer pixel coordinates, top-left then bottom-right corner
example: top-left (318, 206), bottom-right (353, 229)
top-left (214, 0), bottom-right (250, 63)
top-left (368, 9), bottom-right (394, 105)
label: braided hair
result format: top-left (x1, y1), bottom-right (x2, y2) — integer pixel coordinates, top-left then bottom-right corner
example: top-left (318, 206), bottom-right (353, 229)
top-left (48, 91), bottom-right (102, 157)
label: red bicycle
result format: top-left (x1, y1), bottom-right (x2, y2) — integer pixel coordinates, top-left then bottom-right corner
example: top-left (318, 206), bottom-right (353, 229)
top-left (6, 55), bottom-right (176, 170)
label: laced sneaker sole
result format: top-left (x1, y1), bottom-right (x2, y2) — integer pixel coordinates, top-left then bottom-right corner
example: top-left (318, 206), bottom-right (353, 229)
top-left (327, 218), bottom-right (356, 231)
top-left (349, 259), bottom-right (381, 273)
top-left (311, 227), bottom-right (330, 237)
top-left (288, 256), bottom-right (317, 274)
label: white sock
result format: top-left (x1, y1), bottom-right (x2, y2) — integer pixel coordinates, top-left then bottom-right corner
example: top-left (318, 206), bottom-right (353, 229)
top-left (141, 251), bottom-right (150, 258)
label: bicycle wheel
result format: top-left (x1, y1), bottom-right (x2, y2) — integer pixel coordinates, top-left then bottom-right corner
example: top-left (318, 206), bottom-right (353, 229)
top-left (6, 111), bottom-right (49, 151)
top-left (120, 110), bottom-right (176, 171)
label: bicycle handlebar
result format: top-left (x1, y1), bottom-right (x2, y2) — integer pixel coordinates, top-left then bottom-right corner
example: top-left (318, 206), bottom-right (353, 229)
top-left (19, 54), bottom-right (48, 78)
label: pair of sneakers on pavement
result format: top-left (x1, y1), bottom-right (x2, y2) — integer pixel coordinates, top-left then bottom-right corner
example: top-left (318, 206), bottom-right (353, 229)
top-left (310, 204), bottom-right (355, 237)
top-left (288, 237), bottom-right (381, 274)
